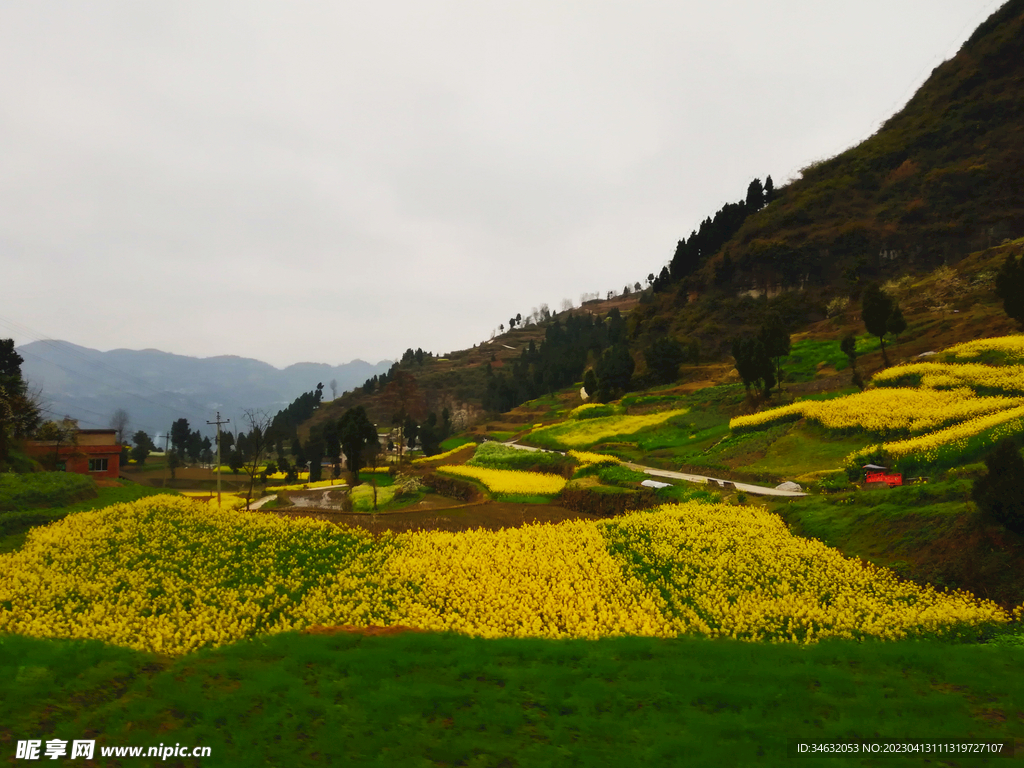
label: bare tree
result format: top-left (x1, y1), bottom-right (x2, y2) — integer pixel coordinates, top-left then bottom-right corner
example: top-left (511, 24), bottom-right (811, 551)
top-left (329, 378), bottom-right (338, 400)
top-left (109, 408), bottom-right (131, 445)
top-left (35, 416), bottom-right (79, 470)
top-left (381, 371), bottom-right (424, 461)
top-left (240, 408), bottom-right (273, 510)
top-left (560, 298), bottom-right (574, 312)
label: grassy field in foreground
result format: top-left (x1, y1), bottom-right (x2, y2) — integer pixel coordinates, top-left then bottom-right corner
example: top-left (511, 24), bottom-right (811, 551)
top-left (2, 631), bottom-right (1022, 767)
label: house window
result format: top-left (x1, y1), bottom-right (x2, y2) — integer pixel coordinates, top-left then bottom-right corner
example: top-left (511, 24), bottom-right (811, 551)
top-left (88, 458), bottom-right (109, 472)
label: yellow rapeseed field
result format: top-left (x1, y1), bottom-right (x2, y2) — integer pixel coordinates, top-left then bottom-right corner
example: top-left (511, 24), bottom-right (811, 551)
top-left (0, 496), bottom-right (1010, 655)
top-left (568, 450), bottom-right (620, 466)
top-left (872, 361), bottom-right (1024, 395)
top-left (412, 444), bottom-right (472, 464)
top-left (943, 334), bottom-right (1024, 364)
top-left (437, 465), bottom-right (567, 495)
top-left (530, 408), bottom-right (689, 448)
top-left (847, 404), bottom-right (1024, 469)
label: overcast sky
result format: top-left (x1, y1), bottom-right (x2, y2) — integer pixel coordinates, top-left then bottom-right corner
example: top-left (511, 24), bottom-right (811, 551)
top-left (1, 0), bottom-right (1004, 369)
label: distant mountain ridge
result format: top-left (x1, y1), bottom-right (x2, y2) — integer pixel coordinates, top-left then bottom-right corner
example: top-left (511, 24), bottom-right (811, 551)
top-left (17, 340), bottom-right (392, 441)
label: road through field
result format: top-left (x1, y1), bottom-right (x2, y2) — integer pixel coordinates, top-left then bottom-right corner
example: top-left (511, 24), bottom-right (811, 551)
top-left (498, 440), bottom-right (808, 498)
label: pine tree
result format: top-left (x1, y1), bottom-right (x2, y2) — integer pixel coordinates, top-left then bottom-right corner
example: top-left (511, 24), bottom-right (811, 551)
top-left (759, 312), bottom-right (791, 391)
top-left (861, 283), bottom-right (899, 367)
top-left (745, 178), bottom-right (765, 211)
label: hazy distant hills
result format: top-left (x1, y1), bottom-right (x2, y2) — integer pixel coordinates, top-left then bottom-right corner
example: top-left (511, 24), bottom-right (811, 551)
top-left (17, 340), bottom-right (391, 441)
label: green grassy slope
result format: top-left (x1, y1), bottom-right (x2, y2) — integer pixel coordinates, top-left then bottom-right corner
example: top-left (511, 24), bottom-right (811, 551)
top-left (3, 631), bottom-right (1022, 768)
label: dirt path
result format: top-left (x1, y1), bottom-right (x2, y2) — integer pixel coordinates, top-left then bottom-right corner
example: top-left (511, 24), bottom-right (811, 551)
top-left (264, 499), bottom-right (601, 533)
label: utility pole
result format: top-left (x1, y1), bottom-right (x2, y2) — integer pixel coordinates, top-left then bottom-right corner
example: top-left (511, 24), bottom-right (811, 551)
top-left (206, 412), bottom-right (230, 509)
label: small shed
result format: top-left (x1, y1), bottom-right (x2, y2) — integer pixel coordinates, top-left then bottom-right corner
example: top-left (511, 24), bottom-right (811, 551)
top-left (862, 463), bottom-right (902, 487)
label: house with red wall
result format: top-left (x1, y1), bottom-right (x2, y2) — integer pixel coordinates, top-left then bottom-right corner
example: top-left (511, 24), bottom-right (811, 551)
top-left (26, 429), bottom-right (122, 479)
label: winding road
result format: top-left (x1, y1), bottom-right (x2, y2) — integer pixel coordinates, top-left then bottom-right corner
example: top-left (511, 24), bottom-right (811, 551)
top-left (499, 440), bottom-right (808, 498)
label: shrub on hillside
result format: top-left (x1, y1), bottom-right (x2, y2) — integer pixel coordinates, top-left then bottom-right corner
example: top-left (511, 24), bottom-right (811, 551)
top-left (972, 439), bottom-right (1024, 534)
top-left (468, 443), bottom-right (575, 476)
top-left (422, 473), bottom-right (476, 502)
top-left (569, 403), bottom-right (619, 420)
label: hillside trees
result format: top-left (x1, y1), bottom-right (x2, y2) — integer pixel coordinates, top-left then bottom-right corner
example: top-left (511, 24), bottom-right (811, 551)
top-left (382, 371), bottom-right (423, 458)
top-left (338, 406), bottom-right (378, 484)
top-left (665, 177), bottom-right (771, 285)
top-left (418, 412), bottom-right (442, 456)
top-left (645, 337), bottom-right (689, 385)
top-left (268, 383), bottom-right (324, 444)
top-left (732, 337), bottom-right (775, 398)
top-left (995, 253), bottom-right (1024, 326)
top-left (840, 334), bottom-right (865, 390)
top-left (170, 419), bottom-right (191, 458)
top-left (594, 345), bottom-right (635, 403)
top-left (759, 312), bottom-right (791, 391)
top-left (482, 310), bottom-right (623, 412)
top-left (131, 430), bottom-right (154, 465)
top-left (861, 282), bottom-right (905, 367)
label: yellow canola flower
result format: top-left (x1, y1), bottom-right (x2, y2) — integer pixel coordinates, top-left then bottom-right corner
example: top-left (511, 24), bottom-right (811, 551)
top-left (872, 362), bottom-right (1024, 396)
top-left (600, 504), bottom-right (1007, 643)
top-left (731, 388), bottom-right (1020, 436)
top-left (943, 334), bottom-right (1024, 364)
top-left (265, 479), bottom-right (340, 492)
top-left (568, 450), bottom-right (621, 467)
top-left (412, 444), bottom-right (473, 464)
top-left (379, 522), bottom-right (669, 639)
top-left (531, 408), bottom-right (689, 448)
top-left (846, 404), bottom-right (1024, 469)
top-left (437, 465), bottom-right (566, 496)
top-left (0, 497), bottom-right (1007, 656)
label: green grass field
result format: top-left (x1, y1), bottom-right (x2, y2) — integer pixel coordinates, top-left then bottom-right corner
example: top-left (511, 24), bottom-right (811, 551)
top-left (2, 631), bottom-right (1021, 767)
top-left (744, 424), bottom-right (874, 480)
top-left (0, 479), bottom-right (170, 552)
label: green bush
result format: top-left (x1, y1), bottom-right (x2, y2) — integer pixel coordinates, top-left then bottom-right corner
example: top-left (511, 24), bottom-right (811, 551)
top-left (595, 465), bottom-right (648, 486)
top-left (468, 443), bottom-right (574, 476)
top-left (423, 473), bottom-right (476, 502)
top-left (568, 404), bottom-right (619, 420)
top-left (0, 473), bottom-right (97, 511)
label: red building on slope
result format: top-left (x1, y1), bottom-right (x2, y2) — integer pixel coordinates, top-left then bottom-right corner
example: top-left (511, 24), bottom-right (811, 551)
top-left (26, 429), bottom-right (122, 479)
